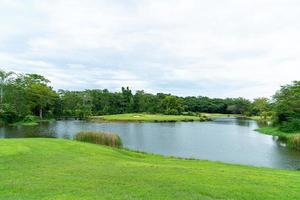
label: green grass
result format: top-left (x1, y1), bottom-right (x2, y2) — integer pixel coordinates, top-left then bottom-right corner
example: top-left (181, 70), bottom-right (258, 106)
top-left (0, 139), bottom-right (300, 200)
top-left (255, 127), bottom-right (291, 137)
top-left (12, 121), bottom-right (39, 126)
top-left (90, 113), bottom-right (208, 122)
top-left (201, 113), bottom-right (241, 117)
top-left (201, 114), bottom-right (269, 121)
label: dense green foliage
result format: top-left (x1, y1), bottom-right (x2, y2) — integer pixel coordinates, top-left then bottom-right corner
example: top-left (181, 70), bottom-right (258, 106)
top-left (253, 81), bottom-right (300, 150)
top-left (57, 89), bottom-right (255, 117)
top-left (74, 131), bottom-right (122, 147)
top-left (0, 70), bottom-right (58, 124)
top-left (273, 81), bottom-right (300, 132)
top-left (0, 139), bottom-right (300, 200)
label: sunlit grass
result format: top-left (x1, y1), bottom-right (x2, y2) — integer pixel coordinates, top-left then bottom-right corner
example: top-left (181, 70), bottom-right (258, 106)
top-left (90, 113), bottom-right (208, 122)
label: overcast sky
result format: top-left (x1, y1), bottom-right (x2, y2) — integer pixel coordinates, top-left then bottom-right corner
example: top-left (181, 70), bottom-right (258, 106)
top-left (1, 0), bottom-right (299, 99)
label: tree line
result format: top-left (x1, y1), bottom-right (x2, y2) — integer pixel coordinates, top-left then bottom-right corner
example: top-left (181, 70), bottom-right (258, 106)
top-left (0, 69), bottom-right (299, 132)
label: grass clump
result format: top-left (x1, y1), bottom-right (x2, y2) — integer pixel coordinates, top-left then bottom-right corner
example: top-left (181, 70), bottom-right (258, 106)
top-left (287, 134), bottom-right (300, 150)
top-left (74, 131), bottom-right (122, 148)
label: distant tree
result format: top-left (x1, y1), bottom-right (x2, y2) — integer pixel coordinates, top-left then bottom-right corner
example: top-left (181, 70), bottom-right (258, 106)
top-left (121, 87), bottom-right (134, 113)
top-left (161, 95), bottom-right (184, 115)
top-left (226, 98), bottom-right (251, 115)
top-left (252, 97), bottom-right (272, 118)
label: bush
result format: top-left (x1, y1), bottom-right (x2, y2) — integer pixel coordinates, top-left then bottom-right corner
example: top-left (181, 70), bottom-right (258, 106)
top-left (164, 108), bottom-right (179, 115)
top-left (182, 111), bottom-right (195, 116)
top-left (0, 119), bottom-right (5, 127)
top-left (279, 118), bottom-right (300, 133)
top-left (23, 115), bottom-right (39, 123)
top-left (74, 131), bottom-right (122, 148)
top-left (0, 111), bottom-right (19, 124)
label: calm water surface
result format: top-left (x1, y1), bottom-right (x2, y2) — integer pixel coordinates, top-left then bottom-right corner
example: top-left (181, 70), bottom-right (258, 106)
top-left (1, 117), bottom-right (300, 169)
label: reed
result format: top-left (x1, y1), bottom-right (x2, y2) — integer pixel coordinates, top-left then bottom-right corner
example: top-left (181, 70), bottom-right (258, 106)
top-left (74, 131), bottom-right (122, 147)
top-left (288, 134), bottom-right (300, 150)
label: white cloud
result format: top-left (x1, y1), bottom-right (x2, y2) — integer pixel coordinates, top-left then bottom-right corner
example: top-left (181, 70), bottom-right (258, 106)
top-left (0, 0), bottom-right (300, 98)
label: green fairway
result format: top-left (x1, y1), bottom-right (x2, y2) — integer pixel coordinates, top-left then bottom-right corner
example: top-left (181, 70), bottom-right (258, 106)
top-left (0, 139), bottom-right (300, 200)
top-left (201, 113), bottom-right (241, 117)
top-left (90, 113), bottom-right (208, 122)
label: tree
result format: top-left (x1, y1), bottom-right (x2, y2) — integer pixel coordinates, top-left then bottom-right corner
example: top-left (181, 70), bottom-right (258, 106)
top-left (225, 98), bottom-right (251, 115)
top-left (273, 81), bottom-right (300, 132)
top-left (29, 83), bottom-right (57, 119)
top-left (252, 97), bottom-right (271, 119)
top-left (121, 87), bottom-right (134, 113)
top-left (17, 74), bottom-right (58, 119)
top-left (161, 95), bottom-right (184, 115)
top-left (0, 70), bottom-right (15, 104)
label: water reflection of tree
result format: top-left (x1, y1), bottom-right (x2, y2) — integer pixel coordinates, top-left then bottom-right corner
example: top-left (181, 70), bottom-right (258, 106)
top-left (256, 120), bottom-right (269, 128)
top-left (236, 119), bottom-right (251, 127)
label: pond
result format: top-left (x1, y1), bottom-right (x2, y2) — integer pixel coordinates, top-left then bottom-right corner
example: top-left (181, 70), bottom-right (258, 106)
top-left (1, 117), bottom-right (300, 169)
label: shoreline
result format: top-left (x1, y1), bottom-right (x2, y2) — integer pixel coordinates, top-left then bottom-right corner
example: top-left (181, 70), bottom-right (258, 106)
top-left (256, 127), bottom-right (300, 150)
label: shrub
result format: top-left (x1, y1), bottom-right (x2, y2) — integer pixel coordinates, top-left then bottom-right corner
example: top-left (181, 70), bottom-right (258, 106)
top-left (23, 115), bottom-right (39, 123)
top-left (279, 118), bottom-right (300, 133)
top-left (0, 119), bottom-right (5, 127)
top-left (74, 131), bottom-right (122, 148)
top-left (164, 108), bottom-right (179, 115)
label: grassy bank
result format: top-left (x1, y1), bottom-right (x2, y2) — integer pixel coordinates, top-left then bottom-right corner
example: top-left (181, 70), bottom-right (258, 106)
top-left (90, 113), bottom-right (208, 122)
top-left (202, 113), bottom-right (241, 117)
top-left (12, 121), bottom-right (40, 126)
top-left (201, 113), bottom-right (260, 120)
top-left (256, 127), bottom-right (290, 137)
top-left (256, 127), bottom-right (300, 150)
top-left (201, 113), bottom-right (270, 121)
top-left (0, 139), bottom-right (300, 200)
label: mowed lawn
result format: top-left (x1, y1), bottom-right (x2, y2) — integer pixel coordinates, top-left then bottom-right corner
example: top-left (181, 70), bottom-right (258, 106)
top-left (90, 113), bottom-right (207, 122)
top-left (0, 139), bottom-right (300, 200)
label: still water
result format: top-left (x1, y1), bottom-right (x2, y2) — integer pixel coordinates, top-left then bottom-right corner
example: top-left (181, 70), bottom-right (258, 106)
top-left (1, 117), bottom-right (300, 169)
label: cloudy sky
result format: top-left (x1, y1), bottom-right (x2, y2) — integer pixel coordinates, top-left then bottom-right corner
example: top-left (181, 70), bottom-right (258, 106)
top-left (1, 0), bottom-right (299, 99)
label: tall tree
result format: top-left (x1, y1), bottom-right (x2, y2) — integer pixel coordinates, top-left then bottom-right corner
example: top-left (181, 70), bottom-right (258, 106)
top-left (18, 74), bottom-right (58, 119)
